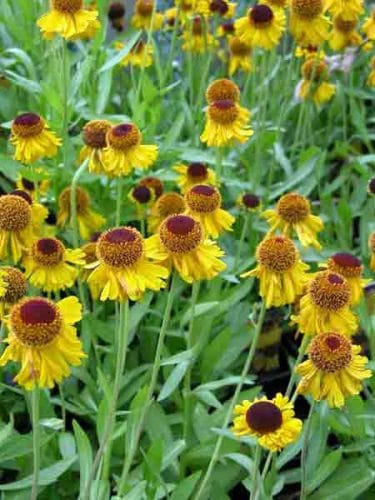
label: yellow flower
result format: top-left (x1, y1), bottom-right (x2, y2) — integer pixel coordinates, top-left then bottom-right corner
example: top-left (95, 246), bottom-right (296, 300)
top-left (201, 99), bottom-right (253, 147)
top-left (367, 56), bottom-right (375, 87)
top-left (131, 0), bottom-right (163, 30)
top-left (37, 0), bottom-right (100, 40)
top-left (236, 193), bottom-right (261, 211)
top-left (295, 44), bottom-right (325, 59)
top-left (148, 192), bottom-right (186, 233)
top-left (16, 172), bottom-right (50, 200)
top-left (0, 267), bottom-right (27, 318)
top-left (262, 192), bottom-right (324, 249)
top-left (235, 4), bottom-right (285, 50)
top-left (146, 214), bottom-right (227, 283)
top-left (87, 227), bottom-right (168, 301)
top-left (0, 296), bottom-right (86, 390)
top-left (369, 232), bottom-right (375, 271)
top-left (57, 186), bottom-right (105, 240)
top-left (296, 332), bottom-right (372, 407)
top-left (185, 185), bottom-right (235, 238)
top-left (196, 0), bottom-right (237, 18)
top-left (23, 237), bottom-right (85, 293)
top-left (232, 393), bottom-right (302, 452)
top-left (329, 15), bottom-right (362, 51)
top-left (0, 191), bottom-right (48, 264)
top-left (299, 58), bottom-right (336, 104)
top-left (241, 236), bottom-right (309, 308)
top-left (290, 0), bottom-right (330, 46)
top-left (181, 16), bottom-right (218, 53)
top-left (362, 9), bottom-right (375, 40)
top-left (319, 253), bottom-right (369, 305)
top-left (228, 37), bottom-right (252, 75)
top-left (324, 0), bottom-right (363, 21)
top-left (115, 40), bottom-right (154, 68)
top-left (174, 162), bottom-right (217, 193)
top-left (79, 120), bottom-right (112, 175)
top-left (10, 113), bottom-right (61, 165)
top-left (291, 271), bottom-right (358, 336)
top-left (102, 123), bottom-right (158, 177)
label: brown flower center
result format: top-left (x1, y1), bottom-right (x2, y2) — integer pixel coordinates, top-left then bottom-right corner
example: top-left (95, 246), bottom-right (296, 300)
top-left (139, 177), bottom-right (163, 198)
top-left (309, 272), bottom-right (351, 311)
top-left (136, 0), bottom-right (153, 17)
top-left (277, 193), bottom-right (310, 223)
top-left (250, 5), bottom-right (274, 27)
top-left (132, 185), bottom-right (152, 204)
top-left (257, 236), bottom-right (298, 272)
top-left (221, 21), bottom-right (235, 34)
top-left (97, 227), bottom-right (143, 267)
top-left (192, 16), bottom-right (203, 35)
top-left (309, 332), bottom-right (352, 372)
top-left (327, 253), bottom-right (362, 278)
top-left (242, 193), bottom-right (260, 209)
top-left (210, 0), bottom-right (229, 16)
top-left (83, 120), bottom-right (112, 149)
top-left (302, 59), bottom-right (328, 81)
top-left (246, 401), bottom-right (283, 434)
top-left (154, 192), bottom-right (186, 218)
top-left (32, 238), bottom-right (65, 267)
top-left (187, 162), bottom-right (209, 181)
top-left (334, 15), bottom-right (357, 33)
top-left (108, 2), bottom-right (125, 20)
top-left (230, 37), bottom-right (252, 56)
top-left (206, 79), bottom-right (240, 103)
top-left (0, 267), bottom-right (27, 304)
top-left (21, 178), bottom-right (35, 192)
top-left (208, 100), bottom-right (239, 125)
top-left (11, 298), bottom-right (62, 347)
top-left (0, 194), bottom-right (31, 232)
top-left (159, 215), bottom-right (202, 253)
top-left (52, 0), bottom-right (83, 13)
top-left (59, 186), bottom-right (90, 215)
top-left (107, 123), bottom-right (141, 150)
top-left (12, 113), bottom-right (44, 138)
top-left (185, 185), bottom-right (221, 213)
top-left (292, 0), bottom-right (322, 19)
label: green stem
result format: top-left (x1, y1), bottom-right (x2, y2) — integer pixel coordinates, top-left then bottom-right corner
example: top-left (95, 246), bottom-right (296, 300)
top-left (83, 300), bottom-right (130, 500)
top-left (215, 147), bottom-right (224, 181)
top-left (300, 401), bottom-right (316, 500)
top-left (31, 387), bottom-right (40, 500)
top-left (250, 443), bottom-right (262, 500)
top-left (183, 281), bottom-right (201, 447)
top-left (118, 274), bottom-right (178, 494)
top-left (135, 3), bottom-right (156, 107)
top-left (260, 451), bottom-right (273, 481)
top-left (233, 212), bottom-right (251, 273)
top-left (115, 178), bottom-right (123, 226)
top-left (62, 39), bottom-right (69, 171)
top-left (162, 5), bottom-right (181, 87)
top-left (285, 334), bottom-right (310, 398)
top-left (195, 300), bottom-right (267, 500)
top-left (59, 383), bottom-right (66, 431)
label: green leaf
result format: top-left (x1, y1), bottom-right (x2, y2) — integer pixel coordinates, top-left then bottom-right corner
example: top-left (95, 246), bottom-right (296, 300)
top-left (306, 449), bottom-right (342, 494)
top-left (310, 458), bottom-right (375, 500)
top-left (0, 456), bottom-right (77, 490)
top-left (158, 361), bottom-right (189, 402)
top-left (99, 31), bottom-right (141, 73)
top-left (170, 471), bottom-right (202, 500)
top-left (181, 302), bottom-right (220, 325)
top-left (73, 420), bottom-right (93, 497)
